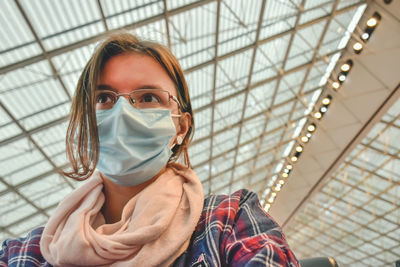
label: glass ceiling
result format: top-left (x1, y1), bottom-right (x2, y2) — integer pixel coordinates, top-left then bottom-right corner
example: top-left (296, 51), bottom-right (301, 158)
top-left (285, 97), bottom-right (400, 266)
top-left (2, 0), bottom-right (398, 263)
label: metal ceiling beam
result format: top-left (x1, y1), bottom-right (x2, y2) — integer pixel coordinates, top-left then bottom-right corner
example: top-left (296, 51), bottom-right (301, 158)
top-left (290, 206), bottom-right (398, 265)
top-left (0, 163), bottom-right (70, 197)
top-left (0, 1), bottom-right (365, 76)
top-left (245, 0), bottom-right (307, 192)
top-left (194, 129), bottom-right (294, 170)
top-left (206, 0), bottom-right (221, 194)
top-left (0, 101), bottom-right (74, 190)
top-left (195, 48), bottom-right (340, 113)
top-left (184, 1), bottom-right (365, 75)
top-left (226, 0), bottom-right (267, 193)
top-left (96, 0), bottom-right (109, 31)
top-left (14, 0), bottom-right (71, 101)
top-left (0, 0), bottom-right (215, 75)
top-left (162, 0), bottom-right (172, 48)
top-left (262, 0), bottom-right (341, 202)
top-left (212, 158), bottom-right (282, 193)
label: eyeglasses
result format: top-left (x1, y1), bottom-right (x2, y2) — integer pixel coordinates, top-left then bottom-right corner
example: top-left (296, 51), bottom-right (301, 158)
top-left (95, 88), bottom-right (182, 110)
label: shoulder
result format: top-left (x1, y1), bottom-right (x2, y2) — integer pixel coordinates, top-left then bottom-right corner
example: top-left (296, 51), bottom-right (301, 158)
top-left (1, 227), bottom-right (49, 266)
top-left (200, 189), bottom-right (283, 238)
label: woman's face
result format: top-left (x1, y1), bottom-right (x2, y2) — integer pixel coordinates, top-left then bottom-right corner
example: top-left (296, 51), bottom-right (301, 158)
top-left (98, 52), bottom-right (180, 115)
top-left (98, 52), bottom-right (188, 148)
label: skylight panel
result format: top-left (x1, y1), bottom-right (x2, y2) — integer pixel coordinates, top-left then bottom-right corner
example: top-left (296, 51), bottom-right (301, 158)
top-left (0, 60), bottom-right (52, 93)
top-left (260, 0), bottom-right (298, 40)
top-left (0, 1), bottom-right (42, 68)
top-left (169, 2), bottom-right (216, 69)
top-left (244, 81), bottom-right (276, 119)
top-left (337, 0), bottom-right (365, 10)
top-left (215, 49), bottom-right (252, 100)
top-left (299, 1), bottom-right (333, 25)
top-left (1, 78), bottom-right (68, 121)
top-left (102, 0), bottom-right (163, 30)
top-left (213, 93), bottom-right (245, 132)
top-left (212, 127), bottom-right (239, 157)
top-left (239, 116), bottom-right (266, 144)
top-left (217, 0), bottom-right (261, 55)
top-left (20, 0), bottom-right (104, 50)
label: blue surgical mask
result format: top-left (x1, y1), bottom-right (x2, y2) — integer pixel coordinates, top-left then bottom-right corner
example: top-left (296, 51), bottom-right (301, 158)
top-left (95, 98), bottom-right (177, 186)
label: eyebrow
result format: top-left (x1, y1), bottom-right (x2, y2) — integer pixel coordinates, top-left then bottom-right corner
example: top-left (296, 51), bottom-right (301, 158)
top-left (97, 84), bottom-right (164, 91)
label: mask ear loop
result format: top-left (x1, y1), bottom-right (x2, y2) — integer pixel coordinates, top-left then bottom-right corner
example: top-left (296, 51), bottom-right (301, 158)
top-left (170, 113), bottom-right (182, 149)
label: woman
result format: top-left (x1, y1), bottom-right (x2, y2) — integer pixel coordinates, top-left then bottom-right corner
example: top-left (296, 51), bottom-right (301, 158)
top-left (0, 34), bottom-right (299, 267)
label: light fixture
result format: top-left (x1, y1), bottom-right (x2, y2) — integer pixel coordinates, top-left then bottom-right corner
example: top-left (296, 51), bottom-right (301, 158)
top-left (314, 112), bottom-right (322, 119)
top-left (307, 123), bottom-right (316, 132)
top-left (278, 179), bottom-right (285, 185)
top-left (282, 172), bottom-right (288, 178)
top-left (264, 203), bottom-right (271, 210)
top-left (341, 63), bottom-right (350, 72)
top-left (301, 136), bottom-right (309, 143)
top-left (322, 95), bottom-right (332, 105)
top-left (286, 164), bottom-right (293, 170)
top-left (320, 106), bottom-right (328, 113)
top-left (306, 133), bottom-right (312, 138)
top-left (353, 42), bottom-right (363, 54)
top-left (361, 32), bottom-right (370, 40)
top-left (274, 186), bottom-right (281, 192)
top-left (271, 192), bottom-right (277, 197)
top-left (291, 156), bottom-right (298, 162)
top-left (296, 145), bottom-right (303, 152)
top-left (332, 81), bottom-right (340, 90)
top-left (366, 17), bottom-right (377, 27)
top-left (283, 168), bottom-right (290, 173)
top-left (338, 73), bottom-right (346, 82)
top-left (268, 197), bottom-right (274, 204)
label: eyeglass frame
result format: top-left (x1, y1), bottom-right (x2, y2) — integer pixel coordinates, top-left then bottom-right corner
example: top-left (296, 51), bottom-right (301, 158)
top-left (94, 88), bottom-right (183, 111)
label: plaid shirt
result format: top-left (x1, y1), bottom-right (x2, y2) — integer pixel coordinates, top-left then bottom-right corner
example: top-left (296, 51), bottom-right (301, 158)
top-left (1, 189), bottom-right (299, 267)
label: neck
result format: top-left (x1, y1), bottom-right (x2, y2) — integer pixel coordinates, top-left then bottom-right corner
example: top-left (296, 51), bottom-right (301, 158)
top-left (100, 167), bottom-right (166, 224)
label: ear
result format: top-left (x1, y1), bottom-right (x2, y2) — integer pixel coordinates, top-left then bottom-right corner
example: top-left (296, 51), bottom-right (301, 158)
top-left (176, 112), bottom-right (191, 140)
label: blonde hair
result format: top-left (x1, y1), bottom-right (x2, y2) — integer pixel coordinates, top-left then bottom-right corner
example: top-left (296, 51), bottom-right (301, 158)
top-left (63, 33), bottom-right (194, 180)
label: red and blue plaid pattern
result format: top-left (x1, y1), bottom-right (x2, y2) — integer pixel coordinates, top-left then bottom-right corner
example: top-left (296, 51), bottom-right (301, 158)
top-left (1, 189), bottom-right (299, 267)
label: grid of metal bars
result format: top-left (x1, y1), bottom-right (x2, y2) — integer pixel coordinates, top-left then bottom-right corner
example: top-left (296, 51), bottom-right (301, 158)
top-left (2, 2), bottom-right (398, 265)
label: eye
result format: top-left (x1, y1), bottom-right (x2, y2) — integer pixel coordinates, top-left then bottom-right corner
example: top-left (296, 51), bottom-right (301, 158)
top-left (139, 93), bottom-right (161, 103)
top-left (96, 92), bottom-right (115, 104)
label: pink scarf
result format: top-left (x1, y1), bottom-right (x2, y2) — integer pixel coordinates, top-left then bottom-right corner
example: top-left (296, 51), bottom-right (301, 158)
top-left (40, 163), bottom-right (204, 266)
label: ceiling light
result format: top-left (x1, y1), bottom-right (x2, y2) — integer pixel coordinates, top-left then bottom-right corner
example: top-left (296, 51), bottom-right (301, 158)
top-left (268, 197), bottom-right (274, 204)
top-left (282, 172), bottom-right (288, 178)
top-left (341, 63), bottom-right (350, 72)
top-left (353, 42), bottom-right (363, 54)
top-left (366, 17), bottom-right (377, 27)
top-left (274, 186), bottom-right (281, 192)
top-left (271, 192), bottom-right (277, 197)
top-left (332, 81), bottom-right (340, 89)
top-left (361, 32), bottom-right (370, 40)
top-left (322, 96), bottom-right (331, 105)
top-left (320, 106), bottom-right (328, 113)
top-left (291, 156), bottom-right (298, 162)
top-left (314, 112), bottom-right (322, 119)
top-left (278, 179), bottom-right (285, 185)
top-left (296, 145), bottom-right (303, 152)
top-left (307, 124), bottom-right (316, 132)
top-left (338, 74), bottom-right (346, 82)
top-left (306, 133), bottom-right (312, 138)
top-left (264, 203), bottom-right (271, 210)
top-left (283, 168), bottom-right (290, 173)
top-left (301, 136), bottom-right (309, 143)
top-left (286, 164), bottom-right (293, 170)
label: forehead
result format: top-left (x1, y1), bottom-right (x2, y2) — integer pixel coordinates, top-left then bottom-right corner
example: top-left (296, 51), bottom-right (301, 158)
top-left (99, 52), bottom-right (177, 95)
